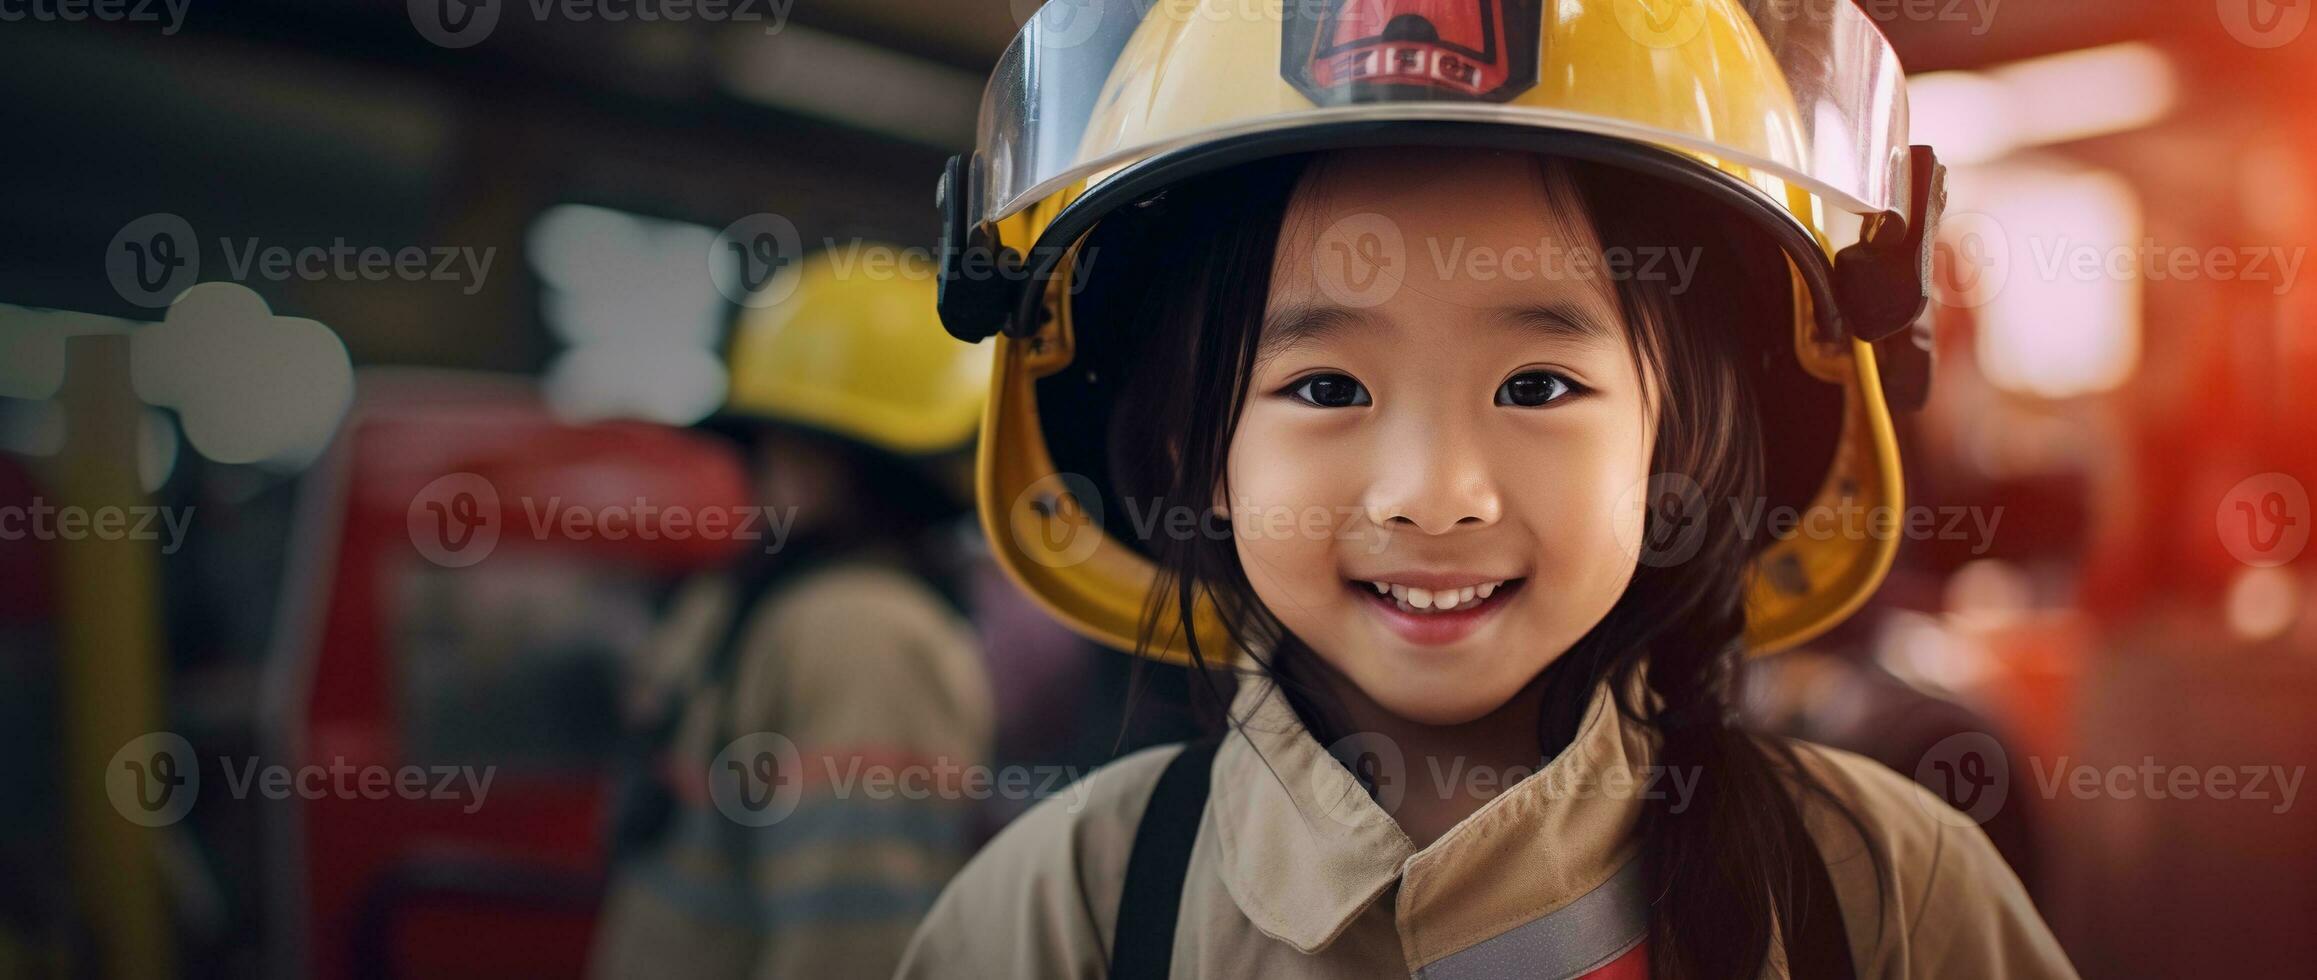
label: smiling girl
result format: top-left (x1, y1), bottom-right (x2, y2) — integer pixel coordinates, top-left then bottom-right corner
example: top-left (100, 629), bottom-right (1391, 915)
top-left (898, 1), bottom-right (2075, 977)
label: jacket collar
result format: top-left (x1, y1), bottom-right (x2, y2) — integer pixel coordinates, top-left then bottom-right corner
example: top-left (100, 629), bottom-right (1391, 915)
top-left (1208, 671), bottom-right (1659, 963)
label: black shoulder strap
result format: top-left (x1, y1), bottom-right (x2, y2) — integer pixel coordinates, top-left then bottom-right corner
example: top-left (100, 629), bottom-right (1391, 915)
top-left (1109, 737), bottom-right (1223, 980)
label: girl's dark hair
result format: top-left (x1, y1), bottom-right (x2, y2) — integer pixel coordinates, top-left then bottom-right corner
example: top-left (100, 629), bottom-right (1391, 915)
top-left (1073, 149), bottom-right (1881, 978)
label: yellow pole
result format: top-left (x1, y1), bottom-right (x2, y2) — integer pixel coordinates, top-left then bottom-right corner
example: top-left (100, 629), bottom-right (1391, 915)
top-left (55, 332), bottom-right (175, 979)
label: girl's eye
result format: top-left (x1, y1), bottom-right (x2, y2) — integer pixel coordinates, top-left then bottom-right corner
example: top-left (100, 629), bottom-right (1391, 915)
top-left (1496, 371), bottom-right (1577, 408)
top-left (1288, 373), bottom-right (1371, 408)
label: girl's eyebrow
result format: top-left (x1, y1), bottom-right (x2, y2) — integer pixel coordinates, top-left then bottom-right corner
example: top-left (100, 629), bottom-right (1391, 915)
top-left (1256, 303), bottom-right (1375, 366)
top-left (1494, 302), bottom-right (1618, 348)
top-left (1492, 303), bottom-right (1621, 356)
top-left (1254, 300), bottom-right (1614, 368)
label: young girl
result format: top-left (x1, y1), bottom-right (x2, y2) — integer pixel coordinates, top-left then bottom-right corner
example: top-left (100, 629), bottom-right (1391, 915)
top-left (904, 2), bottom-right (2076, 977)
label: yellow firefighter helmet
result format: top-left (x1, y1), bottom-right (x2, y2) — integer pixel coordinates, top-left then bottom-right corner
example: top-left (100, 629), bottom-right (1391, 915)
top-left (936, 0), bottom-right (1946, 661)
top-left (726, 245), bottom-right (992, 455)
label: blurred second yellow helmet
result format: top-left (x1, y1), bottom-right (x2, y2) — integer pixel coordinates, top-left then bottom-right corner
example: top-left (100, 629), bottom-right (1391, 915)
top-left (725, 246), bottom-right (992, 455)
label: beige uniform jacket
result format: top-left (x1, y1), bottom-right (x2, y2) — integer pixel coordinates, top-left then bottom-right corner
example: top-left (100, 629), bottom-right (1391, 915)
top-left (594, 560), bottom-right (994, 980)
top-left (898, 674), bottom-right (2075, 979)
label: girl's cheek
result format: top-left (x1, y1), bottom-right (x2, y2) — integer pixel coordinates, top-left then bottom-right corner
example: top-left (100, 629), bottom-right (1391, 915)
top-left (1224, 413), bottom-right (1368, 598)
top-left (1228, 405), bottom-right (1369, 509)
top-left (1497, 413), bottom-right (1654, 579)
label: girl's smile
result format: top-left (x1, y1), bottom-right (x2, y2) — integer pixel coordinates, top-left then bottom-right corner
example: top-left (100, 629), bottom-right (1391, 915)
top-left (1347, 574), bottom-right (1529, 646)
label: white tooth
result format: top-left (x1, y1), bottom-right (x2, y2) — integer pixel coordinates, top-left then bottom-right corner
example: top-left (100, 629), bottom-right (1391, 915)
top-left (1407, 587), bottom-right (1434, 609)
top-left (1373, 581), bottom-right (1390, 594)
top-left (1477, 581), bottom-right (1497, 599)
top-left (1394, 597), bottom-right (1414, 613)
top-left (1460, 586), bottom-right (1477, 605)
top-left (1436, 589), bottom-right (1461, 610)
top-left (1390, 584), bottom-right (1408, 601)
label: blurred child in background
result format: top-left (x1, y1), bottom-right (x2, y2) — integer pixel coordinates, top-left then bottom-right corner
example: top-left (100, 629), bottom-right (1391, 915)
top-left (591, 250), bottom-right (993, 980)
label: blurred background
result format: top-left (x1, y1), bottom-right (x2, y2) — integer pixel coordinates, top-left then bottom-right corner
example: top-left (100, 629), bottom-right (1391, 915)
top-left (3, 1), bottom-right (2314, 977)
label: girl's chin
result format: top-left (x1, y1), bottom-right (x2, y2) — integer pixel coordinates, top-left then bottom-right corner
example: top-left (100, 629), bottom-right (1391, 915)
top-left (1379, 699), bottom-right (1513, 728)
top-left (1332, 633), bottom-right (1578, 728)
top-left (1341, 666), bottom-right (1532, 728)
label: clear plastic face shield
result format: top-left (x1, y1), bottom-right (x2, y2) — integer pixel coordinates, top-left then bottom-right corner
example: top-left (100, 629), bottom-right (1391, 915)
top-left (973, 0), bottom-right (1913, 233)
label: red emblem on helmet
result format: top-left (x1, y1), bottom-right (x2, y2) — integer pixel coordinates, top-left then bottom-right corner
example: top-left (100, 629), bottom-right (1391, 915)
top-left (1282, 0), bottom-right (1542, 105)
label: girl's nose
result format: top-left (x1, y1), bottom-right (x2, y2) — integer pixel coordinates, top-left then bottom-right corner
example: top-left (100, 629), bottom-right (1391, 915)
top-left (1361, 422), bottom-right (1503, 536)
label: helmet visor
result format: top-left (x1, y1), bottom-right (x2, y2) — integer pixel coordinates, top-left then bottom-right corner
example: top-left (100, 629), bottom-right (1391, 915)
top-left (975, 0), bottom-right (1911, 228)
